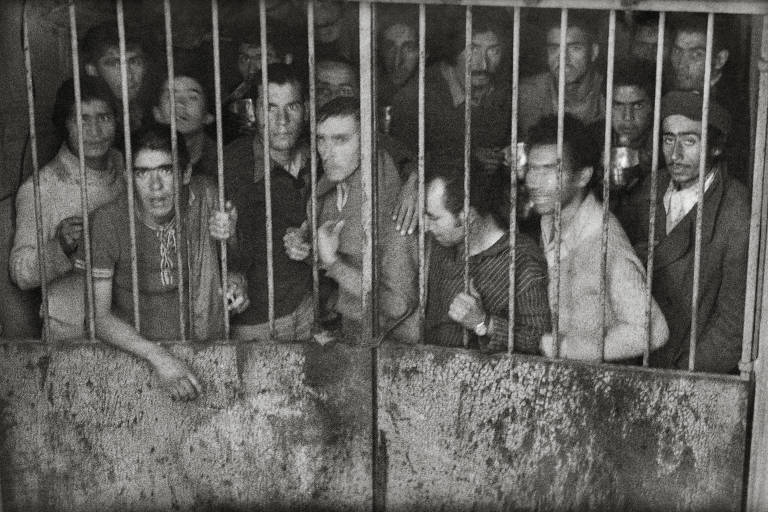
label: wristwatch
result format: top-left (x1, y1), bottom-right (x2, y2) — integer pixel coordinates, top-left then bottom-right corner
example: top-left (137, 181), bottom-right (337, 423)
top-left (474, 313), bottom-right (490, 337)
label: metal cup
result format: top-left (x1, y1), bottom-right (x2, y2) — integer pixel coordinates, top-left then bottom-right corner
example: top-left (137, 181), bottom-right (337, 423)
top-left (511, 142), bottom-right (528, 182)
top-left (229, 98), bottom-right (256, 128)
top-left (609, 146), bottom-right (640, 189)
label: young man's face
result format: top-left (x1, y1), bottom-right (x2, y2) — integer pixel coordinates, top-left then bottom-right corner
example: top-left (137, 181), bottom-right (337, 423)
top-left (454, 30), bottom-right (503, 90)
top-left (153, 76), bottom-right (213, 135)
top-left (317, 115), bottom-right (360, 183)
top-left (256, 81), bottom-right (305, 152)
top-left (87, 46), bottom-right (146, 102)
top-left (525, 143), bottom-right (587, 216)
top-left (612, 85), bottom-right (652, 146)
top-left (425, 178), bottom-right (464, 247)
top-left (631, 24), bottom-right (665, 62)
top-left (669, 30), bottom-right (727, 92)
top-left (133, 148), bottom-right (176, 223)
top-left (316, 61), bottom-right (358, 108)
top-left (237, 42), bottom-right (279, 81)
top-left (546, 26), bottom-right (598, 85)
top-left (66, 99), bottom-right (117, 162)
top-left (381, 23), bottom-right (419, 87)
top-left (662, 114), bottom-right (710, 189)
top-left (315, 1), bottom-right (343, 44)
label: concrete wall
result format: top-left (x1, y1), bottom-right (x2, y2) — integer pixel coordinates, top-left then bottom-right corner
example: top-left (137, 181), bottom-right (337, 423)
top-left (0, 340), bottom-right (749, 511)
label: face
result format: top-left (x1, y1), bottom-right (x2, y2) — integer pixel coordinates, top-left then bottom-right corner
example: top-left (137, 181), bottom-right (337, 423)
top-left (631, 24), bottom-right (664, 61)
top-left (454, 31), bottom-right (503, 89)
top-left (256, 81), bottom-right (305, 152)
top-left (88, 47), bottom-right (146, 101)
top-left (546, 26), bottom-right (598, 85)
top-left (237, 42), bottom-right (279, 80)
top-left (315, 1), bottom-right (343, 44)
top-left (669, 30), bottom-right (727, 91)
top-left (316, 61), bottom-right (358, 108)
top-left (66, 99), bottom-right (117, 162)
top-left (133, 149), bottom-right (176, 223)
top-left (317, 115), bottom-right (360, 183)
top-left (153, 76), bottom-right (212, 134)
top-left (382, 23), bottom-right (419, 87)
top-left (525, 144), bottom-right (586, 216)
top-left (662, 114), bottom-right (711, 189)
top-left (612, 85), bottom-right (652, 146)
top-left (425, 178), bottom-right (464, 247)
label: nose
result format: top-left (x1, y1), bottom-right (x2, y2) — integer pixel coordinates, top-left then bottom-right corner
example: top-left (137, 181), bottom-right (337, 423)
top-left (149, 171), bottom-right (165, 190)
top-left (670, 139), bottom-right (684, 162)
top-left (247, 59), bottom-right (259, 76)
top-left (395, 48), bottom-right (405, 69)
top-left (621, 105), bottom-right (634, 122)
top-left (275, 107), bottom-right (289, 127)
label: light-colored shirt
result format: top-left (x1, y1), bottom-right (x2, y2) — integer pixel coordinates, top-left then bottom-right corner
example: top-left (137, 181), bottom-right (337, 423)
top-left (541, 192), bottom-right (668, 361)
top-left (663, 170), bottom-right (717, 234)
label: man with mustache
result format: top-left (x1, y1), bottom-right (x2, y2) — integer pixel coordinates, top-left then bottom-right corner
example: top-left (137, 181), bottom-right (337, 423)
top-left (619, 91), bottom-right (749, 373)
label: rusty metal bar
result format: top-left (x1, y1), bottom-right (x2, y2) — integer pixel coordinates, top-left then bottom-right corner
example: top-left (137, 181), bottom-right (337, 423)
top-left (462, 5), bottom-right (472, 349)
top-left (307, 0), bottom-right (320, 322)
top-left (22, 2), bottom-right (51, 343)
top-left (741, 16), bottom-right (768, 379)
top-left (69, 1), bottom-right (96, 341)
top-left (644, 11), bottom-right (666, 367)
top-left (507, 6), bottom-right (521, 354)
top-left (162, 0), bottom-right (187, 341)
top-left (599, 10), bottom-right (617, 361)
top-left (342, 0), bottom-right (767, 16)
top-left (417, 2), bottom-right (426, 344)
top-left (359, 2), bottom-right (376, 343)
top-left (210, 0), bottom-right (230, 339)
top-left (552, 7), bottom-right (568, 358)
top-left (114, 0), bottom-right (141, 333)
top-left (688, 12), bottom-right (715, 372)
top-left (258, 0), bottom-right (277, 337)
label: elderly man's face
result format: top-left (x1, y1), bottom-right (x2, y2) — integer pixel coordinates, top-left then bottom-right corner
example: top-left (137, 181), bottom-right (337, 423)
top-left (612, 85), bottom-right (652, 147)
top-left (425, 178), bottom-right (464, 247)
top-left (87, 46), bottom-right (146, 101)
top-left (455, 30), bottom-right (503, 90)
top-left (546, 26), bottom-right (598, 85)
top-left (316, 61), bottom-right (358, 108)
top-left (662, 114), bottom-right (710, 189)
top-left (382, 23), bottom-right (419, 87)
top-left (256, 81), bottom-right (305, 152)
top-left (317, 115), bottom-right (360, 183)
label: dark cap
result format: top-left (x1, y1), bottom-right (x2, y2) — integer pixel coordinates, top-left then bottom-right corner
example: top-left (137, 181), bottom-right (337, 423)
top-left (660, 90), bottom-right (731, 136)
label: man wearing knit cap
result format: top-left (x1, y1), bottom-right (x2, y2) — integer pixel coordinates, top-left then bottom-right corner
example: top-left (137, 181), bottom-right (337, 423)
top-left (618, 90), bottom-right (749, 374)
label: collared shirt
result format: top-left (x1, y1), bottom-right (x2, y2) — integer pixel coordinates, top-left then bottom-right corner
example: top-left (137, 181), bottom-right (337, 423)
top-left (663, 170), bottom-right (717, 234)
top-left (336, 182), bottom-right (350, 212)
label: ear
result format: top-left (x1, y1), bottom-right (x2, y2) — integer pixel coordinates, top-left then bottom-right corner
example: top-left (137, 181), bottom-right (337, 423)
top-left (183, 164), bottom-right (193, 185)
top-left (591, 43), bottom-right (600, 63)
top-left (713, 49), bottom-right (729, 71)
top-left (577, 165), bottom-right (594, 188)
top-left (85, 63), bottom-right (98, 77)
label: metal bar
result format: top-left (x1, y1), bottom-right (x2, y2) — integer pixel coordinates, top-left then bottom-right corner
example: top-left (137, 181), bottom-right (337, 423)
top-left (115, 0), bottom-right (141, 333)
top-left (210, 0), bottom-right (230, 340)
top-left (552, 7), bottom-right (568, 358)
top-left (307, 0), bottom-right (320, 323)
top-left (462, 5), bottom-right (472, 349)
top-left (741, 15), bottom-right (768, 379)
top-left (599, 10), bottom-right (616, 361)
top-left (417, 2), bottom-right (426, 345)
top-left (644, 11), bottom-right (666, 367)
top-left (507, 6), bottom-right (521, 354)
top-left (688, 12), bottom-right (715, 372)
top-left (258, 0), bottom-right (277, 337)
top-left (162, 0), bottom-right (186, 341)
top-left (341, 0), bottom-right (767, 16)
top-left (22, 2), bottom-right (51, 343)
top-left (359, 2), bottom-right (376, 343)
top-left (69, 1), bottom-right (96, 341)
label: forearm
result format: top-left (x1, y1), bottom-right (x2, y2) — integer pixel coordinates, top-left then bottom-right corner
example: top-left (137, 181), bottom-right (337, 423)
top-left (10, 238), bottom-right (73, 290)
top-left (95, 313), bottom-right (167, 367)
top-left (560, 324), bottom-right (648, 361)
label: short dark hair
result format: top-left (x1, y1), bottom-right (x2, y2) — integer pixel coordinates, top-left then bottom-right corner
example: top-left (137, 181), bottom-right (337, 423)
top-left (252, 63), bottom-right (306, 103)
top-left (526, 114), bottom-right (598, 175)
top-left (131, 122), bottom-right (190, 170)
top-left (426, 157), bottom-right (508, 229)
top-left (539, 9), bottom-right (600, 45)
top-left (317, 95), bottom-right (360, 125)
top-left (81, 21), bottom-right (145, 65)
top-left (443, 8), bottom-right (508, 65)
top-left (668, 12), bottom-right (731, 54)
top-left (318, 56), bottom-right (359, 79)
top-left (52, 76), bottom-right (119, 141)
top-left (613, 58), bottom-right (657, 99)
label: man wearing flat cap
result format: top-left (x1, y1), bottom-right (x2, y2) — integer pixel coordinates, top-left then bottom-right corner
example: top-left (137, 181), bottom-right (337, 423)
top-left (617, 90), bottom-right (749, 373)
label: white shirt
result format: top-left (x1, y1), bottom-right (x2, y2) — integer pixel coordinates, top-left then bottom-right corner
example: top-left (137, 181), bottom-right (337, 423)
top-left (663, 171), bottom-right (717, 234)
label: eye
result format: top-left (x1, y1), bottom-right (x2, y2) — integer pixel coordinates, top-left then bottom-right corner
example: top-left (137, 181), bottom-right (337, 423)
top-left (662, 135), bottom-right (675, 144)
top-left (682, 137), bottom-right (698, 147)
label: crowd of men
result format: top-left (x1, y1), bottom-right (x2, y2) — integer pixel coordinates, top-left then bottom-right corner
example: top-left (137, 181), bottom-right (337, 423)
top-left (7, 2), bottom-right (754, 399)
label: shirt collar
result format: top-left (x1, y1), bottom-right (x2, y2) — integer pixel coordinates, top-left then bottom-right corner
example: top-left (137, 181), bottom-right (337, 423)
top-left (57, 143), bottom-right (122, 184)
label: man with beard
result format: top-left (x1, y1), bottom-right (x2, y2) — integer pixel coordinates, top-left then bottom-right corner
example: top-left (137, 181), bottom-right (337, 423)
top-left (377, 7), bottom-right (420, 106)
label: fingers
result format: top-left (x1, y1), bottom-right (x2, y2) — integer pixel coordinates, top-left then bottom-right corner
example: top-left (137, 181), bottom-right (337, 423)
top-left (331, 219), bottom-right (345, 238)
top-left (468, 278), bottom-right (479, 298)
top-left (404, 204), bottom-right (418, 235)
top-left (186, 372), bottom-right (202, 396)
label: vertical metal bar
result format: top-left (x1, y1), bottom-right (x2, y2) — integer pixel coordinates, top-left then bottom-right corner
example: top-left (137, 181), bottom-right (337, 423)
top-left (552, 8), bottom-right (568, 358)
top-left (22, 3), bottom-right (51, 343)
top-left (359, 2), bottom-right (376, 343)
top-left (115, 0), bottom-right (141, 333)
top-left (507, 6), bottom-right (521, 354)
top-left (644, 11), bottom-right (666, 367)
top-left (69, 1), bottom-right (96, 341)
top-left (462, 5), bottom-right (473, 349)
top-left (258, 0), bottom-right (277, 337)
top-left (417, 2), bottom-right (426, 344)
top-left (307, 0), bottom-right (320, 323)
top-left (688, 12), bottom-right (715, 372)
top-left (163, 0), bottom-right (186, 341)
top-left (741, 15), bottom-right (768, 379)
top-left (210, 0), bottom-right (230, 339)
top-left (599, 10), bottom-right (617, 361)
